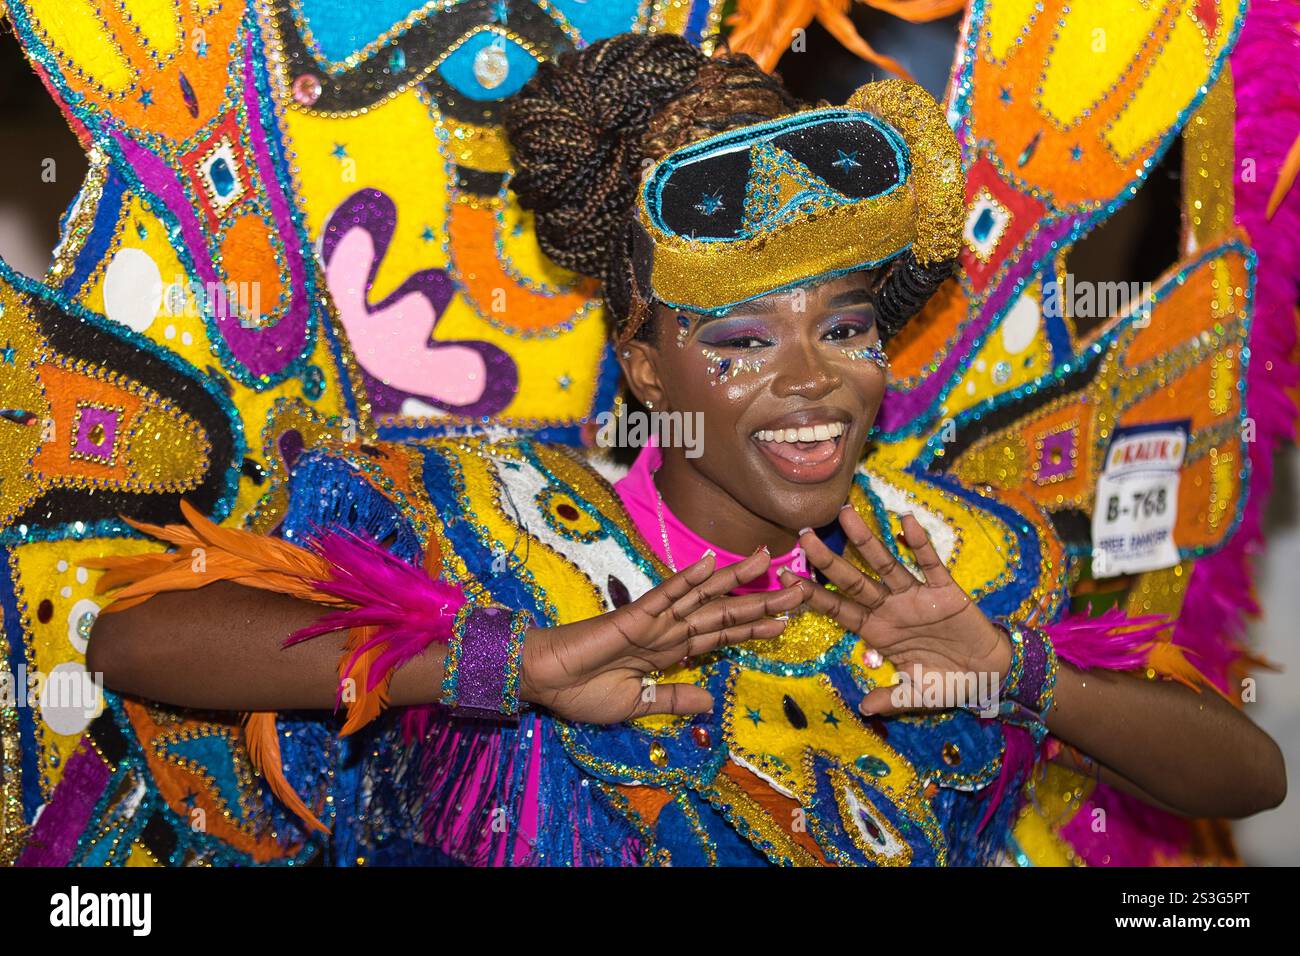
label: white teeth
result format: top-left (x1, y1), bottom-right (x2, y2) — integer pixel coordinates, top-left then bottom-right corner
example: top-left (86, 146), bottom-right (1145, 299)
top-left (752, 421), bottom-right (847, 443)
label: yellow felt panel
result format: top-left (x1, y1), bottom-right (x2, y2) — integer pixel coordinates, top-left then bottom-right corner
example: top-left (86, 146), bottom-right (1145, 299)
top-left (118, 0), bottom-right (182, 60)
top-left (125, 841), bottom-right (161, 866)
top-left (934, 301), bottom-right (1052, 425)
top-left (1106, 6), bottom-right (1226, 161)
top-left (452, 449), bottom-right (606, 623)
top-left (496, 202), bottom-right (587, 295)
top-left (283, 93), bottom-right (449, 294)
top-left (431, 295), bottom-right (608, 424)
top-left (14, 537), bottom-right (157, 793)
top-left (283, 91), bottom-right (607, 425)
top-left (1038, 1), bottom-right (1165, 128)
top-left (982, 0), bottom-right (1043, 62)
top-left (23, 1), bottom-right (135, 93)
top-left (728, 671), bottom-right (918, 802)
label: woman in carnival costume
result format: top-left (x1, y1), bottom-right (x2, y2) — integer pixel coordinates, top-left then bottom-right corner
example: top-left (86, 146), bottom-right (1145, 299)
top-left (86, 33), bottom-right (1284, 866)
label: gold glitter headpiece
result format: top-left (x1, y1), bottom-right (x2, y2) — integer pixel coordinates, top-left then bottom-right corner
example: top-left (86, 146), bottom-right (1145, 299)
top-left (632, 79), bottom-right (963, 317)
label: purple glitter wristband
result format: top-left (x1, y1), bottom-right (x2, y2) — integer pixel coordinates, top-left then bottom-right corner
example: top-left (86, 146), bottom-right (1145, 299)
top-left (440, 605), bottom-right (531, 716)
top-left (1002, 622), bottom-right (1058, 723)
top-left (1014, 626), bottom-right (1051, 710)
top-left (991, 621), bottom-right (1058, 743)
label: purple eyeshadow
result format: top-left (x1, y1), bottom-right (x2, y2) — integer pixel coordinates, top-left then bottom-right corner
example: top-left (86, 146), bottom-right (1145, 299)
top-left (698, 319), bottom-right (775, 345)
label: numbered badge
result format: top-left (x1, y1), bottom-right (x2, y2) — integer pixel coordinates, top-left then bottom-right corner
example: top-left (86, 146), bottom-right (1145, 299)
top-left (1090, 422), bottom-right (1189, 578)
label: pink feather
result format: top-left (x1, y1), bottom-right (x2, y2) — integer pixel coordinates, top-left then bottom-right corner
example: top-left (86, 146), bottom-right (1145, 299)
top-left (1046, 607), bottom-right (1172, 671)
top-left (284, 528), bottom-right (466, 697)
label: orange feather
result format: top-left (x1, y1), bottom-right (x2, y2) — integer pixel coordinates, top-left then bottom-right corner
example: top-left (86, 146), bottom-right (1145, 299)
top-left (818, 2), bottom-right (916, 82)
top-left (1265, 128), bottom-right (1300, 220)
top-left (1145, 641), bottom-right (1231, 700)
top-left (725, 0), bottom-right (962, 75)
top-left (88, 501), bottom-right (344, 611)
top-left (242, 712), bottom-right (330, 834)
top-left (337, 626), bottom-right (391, 736)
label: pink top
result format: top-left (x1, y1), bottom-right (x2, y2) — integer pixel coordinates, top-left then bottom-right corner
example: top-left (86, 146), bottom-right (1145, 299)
top-left (613, 444), bottom-right (811, 592)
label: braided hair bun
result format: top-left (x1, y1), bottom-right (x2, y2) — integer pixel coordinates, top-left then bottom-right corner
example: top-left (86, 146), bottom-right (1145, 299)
top-left (504, 34), bottom-right (796, 335)
top-left (504, 34), bottom-right (705, 282)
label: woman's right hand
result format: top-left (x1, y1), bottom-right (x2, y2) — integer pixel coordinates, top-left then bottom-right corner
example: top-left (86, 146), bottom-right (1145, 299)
top-left (518, 550), bottom-right (804, 724)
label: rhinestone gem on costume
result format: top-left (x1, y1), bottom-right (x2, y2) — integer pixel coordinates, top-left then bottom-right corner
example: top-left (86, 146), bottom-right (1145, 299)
top-left (197, 138), bottom-right (244, 214)
top-left (855, 754), bottom-right (891, 777)
top-left (292, 74), bottom-right (322, 106)
top-left (964, 187), bottom-right (1011, 262)
top-left (473, 41), bottom-right (510, 90)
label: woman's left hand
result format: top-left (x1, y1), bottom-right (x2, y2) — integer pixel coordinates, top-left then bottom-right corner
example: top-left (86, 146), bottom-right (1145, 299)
top-left (779, 505), bottom-right (1011, 717)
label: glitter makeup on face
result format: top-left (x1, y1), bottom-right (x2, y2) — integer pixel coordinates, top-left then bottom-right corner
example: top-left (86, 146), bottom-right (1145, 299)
top-left (843, 344), bottom-right (890, 370)
top-left (675, 312), bottom-right (693, 349)
top-left (699, 346), bottom-right (766, 385)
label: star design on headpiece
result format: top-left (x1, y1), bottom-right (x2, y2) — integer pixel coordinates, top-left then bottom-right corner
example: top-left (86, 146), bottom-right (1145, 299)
top-left (832, 149), bottom-right (861, 172)
top-left (694, 190), bottom-right (725, 216)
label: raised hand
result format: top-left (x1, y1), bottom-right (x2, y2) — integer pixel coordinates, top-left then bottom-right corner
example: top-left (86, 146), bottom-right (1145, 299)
top-left (778, 505), bottom-right (1011, 717)
top-left (520, 549), bottom-right (804, 724)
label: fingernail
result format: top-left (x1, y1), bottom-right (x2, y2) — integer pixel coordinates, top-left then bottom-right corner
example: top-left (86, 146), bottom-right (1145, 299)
top-left (840, 503), bottom-right (854, 512)
top-left (864, 648), bottom-right (884, 668)
top-left (859, 698), bottom-right (875, 716)
top-left (702, 548), bottom-right (715, 558)
top-left (757, 544), bottom-right (770, 555)
top-left (798, 526), bottom-right (813, 535)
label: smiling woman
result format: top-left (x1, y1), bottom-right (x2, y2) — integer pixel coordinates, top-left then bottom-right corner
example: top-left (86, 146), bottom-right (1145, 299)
top-left (626, 272), bottom-right (891, 545)
top-left (85, 31), bottom-right (1284, 867)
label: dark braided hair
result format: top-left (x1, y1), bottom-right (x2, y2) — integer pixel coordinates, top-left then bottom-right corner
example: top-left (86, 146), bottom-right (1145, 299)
top-left (504, 33), bottom-right (950, 342)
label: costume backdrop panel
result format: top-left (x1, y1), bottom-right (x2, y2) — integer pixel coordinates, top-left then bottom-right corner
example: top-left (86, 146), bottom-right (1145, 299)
top-left (1, 0), bottom-right (1294, 867)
